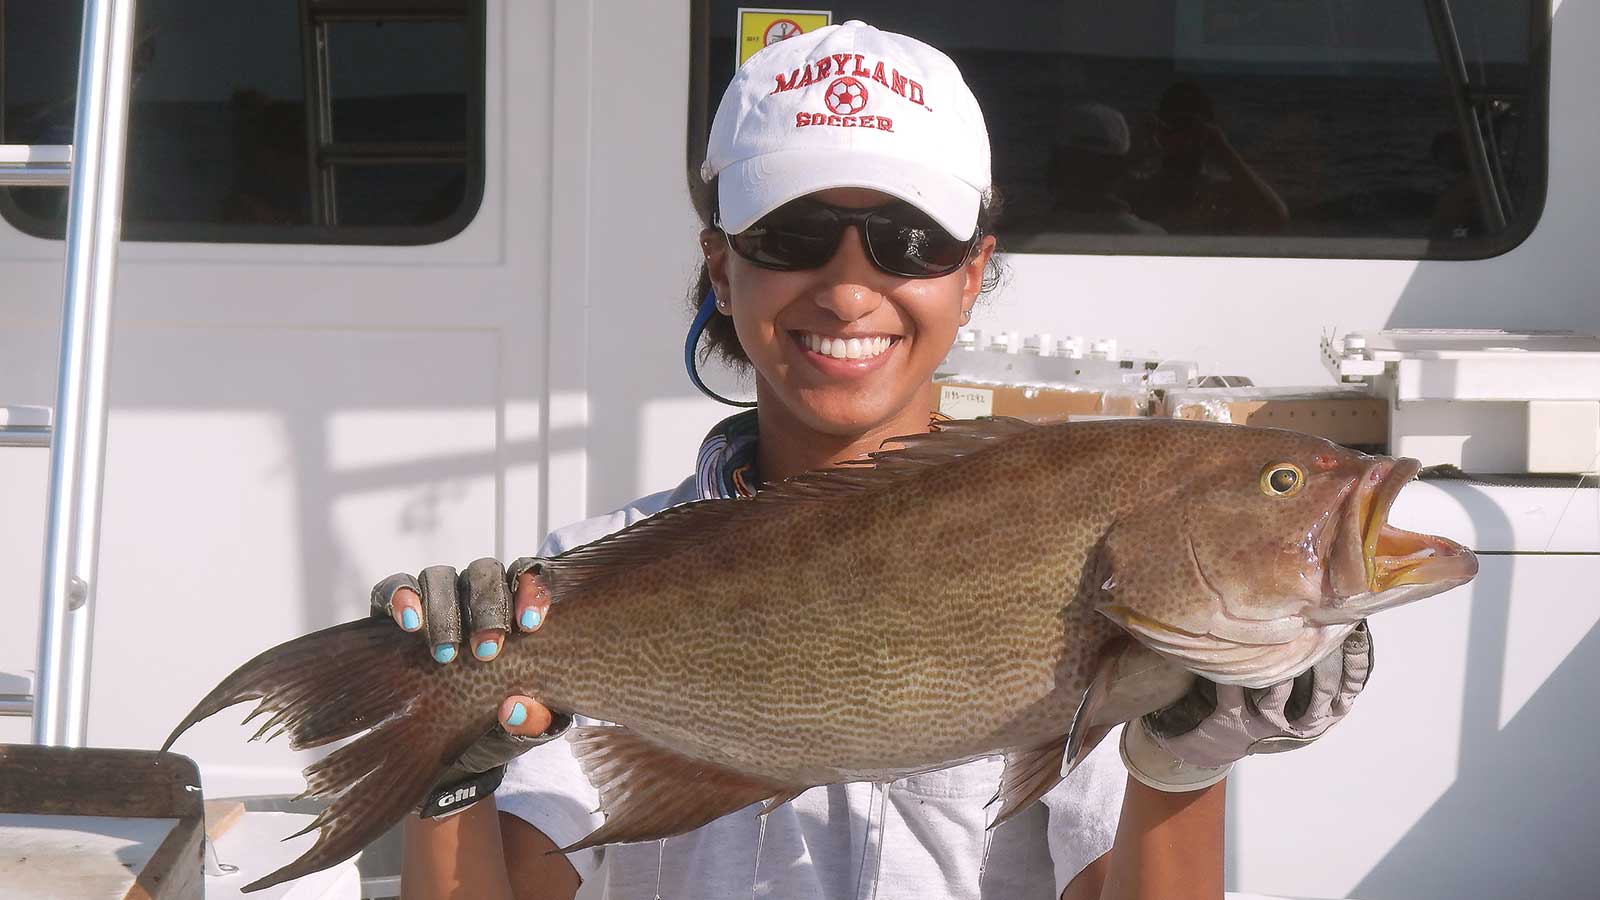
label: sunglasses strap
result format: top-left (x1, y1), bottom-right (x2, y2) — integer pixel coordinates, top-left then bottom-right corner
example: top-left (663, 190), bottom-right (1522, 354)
top-left (684, 289), bottom-right (759, 408)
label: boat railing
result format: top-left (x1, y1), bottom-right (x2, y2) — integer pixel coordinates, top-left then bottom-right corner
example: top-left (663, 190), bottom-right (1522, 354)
top-left (0, 0), bottom-right (138, 746)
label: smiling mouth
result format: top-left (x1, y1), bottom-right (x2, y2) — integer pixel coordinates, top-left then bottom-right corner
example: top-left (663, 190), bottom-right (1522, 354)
top-left (794, 331), bottom-right (899, 361)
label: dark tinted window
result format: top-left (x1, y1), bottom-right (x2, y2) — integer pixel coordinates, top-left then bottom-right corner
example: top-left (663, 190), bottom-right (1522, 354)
top-left (1, 0), bottom-right (483, 244)
top-left (692, 1), bottom-right (1548, 259)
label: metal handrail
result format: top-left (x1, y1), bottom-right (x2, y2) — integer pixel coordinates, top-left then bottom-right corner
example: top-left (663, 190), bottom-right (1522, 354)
top-left (0, 407), bottom-right (52, 448)
top-left (32, 0), bottom-right (140, 748)
top-left (0, 695), bottom-right (34, 717)
top-left (0, 145), bottom-right (75, 187)
top-left (0, 428), bottom-right (51, 449)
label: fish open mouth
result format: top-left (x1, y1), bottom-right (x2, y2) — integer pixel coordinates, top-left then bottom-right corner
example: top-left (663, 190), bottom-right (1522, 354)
top-left (1312, 457), bottom-right (1478, 624)
top-left (1359, 458), bottom-right (1477, 592)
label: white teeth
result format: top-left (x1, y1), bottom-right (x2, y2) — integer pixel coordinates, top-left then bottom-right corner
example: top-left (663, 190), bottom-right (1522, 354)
top-left (801, 332), bottom-right (893, 360)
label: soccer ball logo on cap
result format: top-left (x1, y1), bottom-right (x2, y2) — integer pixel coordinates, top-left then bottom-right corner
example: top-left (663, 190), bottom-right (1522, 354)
top-left (825, 76), bottom-right (869, 115)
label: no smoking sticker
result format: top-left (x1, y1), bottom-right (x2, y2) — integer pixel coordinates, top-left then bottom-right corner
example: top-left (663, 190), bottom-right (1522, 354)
top-left (737, 8), bottom-right (832, 67)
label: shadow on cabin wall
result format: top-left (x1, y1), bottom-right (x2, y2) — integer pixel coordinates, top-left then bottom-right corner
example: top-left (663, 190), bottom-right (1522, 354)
top-left (1353, 7), bottom-right (1600, 897)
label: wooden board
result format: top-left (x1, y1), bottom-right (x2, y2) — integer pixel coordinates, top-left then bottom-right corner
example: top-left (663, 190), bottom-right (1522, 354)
top-left (204, 799), bottom-right (246, 841)
top-left (0, 745), bottom-right (204, 900)
top-left (0, 814), bottom-right (179, 899)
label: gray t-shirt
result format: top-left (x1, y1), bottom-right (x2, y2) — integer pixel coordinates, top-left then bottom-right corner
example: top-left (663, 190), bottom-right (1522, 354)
top-left (499, 476), bottom-right (1127, 899)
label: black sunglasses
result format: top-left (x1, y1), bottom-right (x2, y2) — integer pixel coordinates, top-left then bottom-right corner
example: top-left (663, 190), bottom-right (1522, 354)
top-left (721, 197), bottom-right (979, 279)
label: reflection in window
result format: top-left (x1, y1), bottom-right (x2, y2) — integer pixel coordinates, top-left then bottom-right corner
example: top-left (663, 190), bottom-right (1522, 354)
top-left (1, 0), bottom-right (482, 243)
top-left (694, 0), bottom-right (1547, 258)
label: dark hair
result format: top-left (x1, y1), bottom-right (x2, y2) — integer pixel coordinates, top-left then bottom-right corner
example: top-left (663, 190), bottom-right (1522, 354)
top-left (687, 177), bottom-right (1008, 371)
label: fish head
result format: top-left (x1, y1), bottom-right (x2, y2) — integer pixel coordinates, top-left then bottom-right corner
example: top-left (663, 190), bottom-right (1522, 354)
top-left (1095, 425), bottom-right (1477, 687)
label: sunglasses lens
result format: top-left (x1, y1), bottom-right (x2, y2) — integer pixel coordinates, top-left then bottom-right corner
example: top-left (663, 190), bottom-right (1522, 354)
top-left (728, 199), bottom-right (973, 277)
top-left (866, 204), bottom-right (972, 277)
top-left (729, 205), bottom-right (840, 270)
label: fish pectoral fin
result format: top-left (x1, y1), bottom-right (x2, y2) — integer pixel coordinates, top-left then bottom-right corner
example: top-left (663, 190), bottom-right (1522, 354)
top-left (563, 725), bottom-right (806, 853)
top-left (1063, 649), bottom-right (1121, 773)
top-left (988, 740), bottom-right (1067, 828)
top-left (986, 649), bottom-right (1124, 829)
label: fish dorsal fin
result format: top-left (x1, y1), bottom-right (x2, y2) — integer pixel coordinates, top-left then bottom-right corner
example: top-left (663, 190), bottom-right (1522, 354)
top-left (562, 725), bottom-right (808, 852)
top-left (757, 415), bottom-right (1035, 498)
top-left (845, 416), bottom-right (1037, 475)
top-left (544, 417), bottom-right (1037, 599)
top-left (987, 740), bottom-right (1067, 828)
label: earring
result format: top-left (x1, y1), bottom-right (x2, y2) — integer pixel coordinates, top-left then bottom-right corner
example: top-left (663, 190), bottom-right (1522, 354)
top-left (959, 308), bottom-right (972, 325)
top-left (715, 294), bottom-right (730, 313)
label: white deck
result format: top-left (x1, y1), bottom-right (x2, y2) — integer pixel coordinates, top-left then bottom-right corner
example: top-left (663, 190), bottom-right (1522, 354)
top-left (205, 811), bottom-right (361, 900)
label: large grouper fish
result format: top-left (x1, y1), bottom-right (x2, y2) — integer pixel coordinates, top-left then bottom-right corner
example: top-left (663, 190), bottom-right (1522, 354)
top-left (164, 418), bottom-right (1477, 890)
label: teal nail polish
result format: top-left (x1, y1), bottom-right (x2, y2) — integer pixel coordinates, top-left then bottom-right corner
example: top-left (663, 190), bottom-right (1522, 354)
top-left (400, 608), bottom-right (420, 631)
top-left (507, 702), bottom-right (528, 728)
top-left (520, 608), bottom-right (540, 630)
top-left (475, 640), bottom-right (498, 660)
top-left (433, 644), bottom-right (456, 664)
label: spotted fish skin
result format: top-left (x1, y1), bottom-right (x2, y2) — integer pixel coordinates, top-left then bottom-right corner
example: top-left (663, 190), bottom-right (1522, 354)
top-left (523, 424), bottom-right (1132, 786)
top-left (164, 417), bottom-right (1477, 890)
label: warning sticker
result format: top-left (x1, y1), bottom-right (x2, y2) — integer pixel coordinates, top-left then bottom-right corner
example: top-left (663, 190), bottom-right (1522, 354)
top-left (737, 8), bottom-right (832, 67)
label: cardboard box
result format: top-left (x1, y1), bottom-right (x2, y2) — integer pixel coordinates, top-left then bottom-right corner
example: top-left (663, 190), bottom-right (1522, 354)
top-left (1160, 388), bottom-right (1388, 447)
top-left (931, 378), bottom-right (1145, 422)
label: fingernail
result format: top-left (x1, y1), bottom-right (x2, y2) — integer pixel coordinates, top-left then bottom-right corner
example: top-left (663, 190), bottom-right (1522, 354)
top-left (520, 608), bottom-right (541, 630)
top-left (506, 702), bottom-right (528, 728)
top-left (433, 644), bottom-right (456, 664)
top-left (400, 608), bottom-right (420, 631)
top-left (475, 640), bottom-right (499, 660)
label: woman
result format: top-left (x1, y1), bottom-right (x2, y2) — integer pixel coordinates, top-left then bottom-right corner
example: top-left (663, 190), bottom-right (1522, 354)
top-left (373, 21), bottom-right (1370, 900)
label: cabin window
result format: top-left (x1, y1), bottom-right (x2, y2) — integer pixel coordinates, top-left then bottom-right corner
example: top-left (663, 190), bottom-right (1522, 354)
top-left (690, 1), bottom-right (1549, 260)
top-left (0, 0), bottom-right (484, 244)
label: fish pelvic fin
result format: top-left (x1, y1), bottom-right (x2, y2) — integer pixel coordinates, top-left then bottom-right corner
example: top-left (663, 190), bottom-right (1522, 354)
top-left (562, 725), bottom-right (808, 853)
top-left (162, 618), bottom-right (495, 892)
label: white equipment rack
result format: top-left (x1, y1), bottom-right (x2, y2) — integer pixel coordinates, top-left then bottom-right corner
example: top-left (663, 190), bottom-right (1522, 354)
top-left (1321, 329), bottom-right (1600, 473)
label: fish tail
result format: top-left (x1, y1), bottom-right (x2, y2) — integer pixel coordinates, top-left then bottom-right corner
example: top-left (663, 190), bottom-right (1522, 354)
top-left (162, 618), bottom-right (497, 892)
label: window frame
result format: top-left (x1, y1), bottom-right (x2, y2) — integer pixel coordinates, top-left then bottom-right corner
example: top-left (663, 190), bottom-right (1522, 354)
top-left (0, 0), bottom-right (488, 246)
top-left (685, 0), bottom-right (1552, 262)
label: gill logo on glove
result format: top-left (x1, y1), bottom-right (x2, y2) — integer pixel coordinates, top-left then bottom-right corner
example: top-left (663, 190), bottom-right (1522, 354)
top-left (421, 765), bottom-right (506, 819)
top-left (437, 785), bottom-right (477, 808)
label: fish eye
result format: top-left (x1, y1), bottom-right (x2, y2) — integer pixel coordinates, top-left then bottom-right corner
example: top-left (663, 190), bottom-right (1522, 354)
top-left (1259, 463), bottom-right (1305, 497)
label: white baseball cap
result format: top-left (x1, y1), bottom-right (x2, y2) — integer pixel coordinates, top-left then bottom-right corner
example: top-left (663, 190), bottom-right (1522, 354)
top-left (702, 20), bottom-right (991, 240)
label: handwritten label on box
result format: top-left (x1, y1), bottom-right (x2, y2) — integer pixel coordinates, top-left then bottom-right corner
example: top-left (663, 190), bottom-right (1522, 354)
top-left (939, 385), bottom-right (993, 419)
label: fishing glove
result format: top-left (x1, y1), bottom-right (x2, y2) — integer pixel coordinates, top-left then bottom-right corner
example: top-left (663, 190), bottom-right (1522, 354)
top-left (1120, 621), bottom-right (1373, 792)
top-left (371, 557), bottom-right (572, 817)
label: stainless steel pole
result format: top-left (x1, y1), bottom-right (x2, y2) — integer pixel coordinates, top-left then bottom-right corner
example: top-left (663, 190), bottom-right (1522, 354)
top-left (32, 0), bottom-right (139, 748)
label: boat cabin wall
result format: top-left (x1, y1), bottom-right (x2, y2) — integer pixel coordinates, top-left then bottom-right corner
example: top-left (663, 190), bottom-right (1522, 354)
top-left (0, 1), bottom-right (1593, 896)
